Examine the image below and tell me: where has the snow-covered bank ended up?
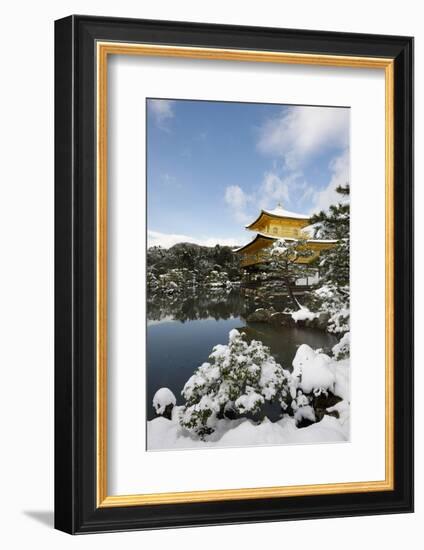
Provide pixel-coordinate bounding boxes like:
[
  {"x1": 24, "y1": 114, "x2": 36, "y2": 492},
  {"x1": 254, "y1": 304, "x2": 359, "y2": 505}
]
[
  {"x1": 291, "y1": 306, "x2": 317, "y2": 323},
  {"x1": 147, "y1": 410, "x2": 349, "y2": 451},
  {"x1": 148, "y1": 331, "x2": 350, "y2": 451}
]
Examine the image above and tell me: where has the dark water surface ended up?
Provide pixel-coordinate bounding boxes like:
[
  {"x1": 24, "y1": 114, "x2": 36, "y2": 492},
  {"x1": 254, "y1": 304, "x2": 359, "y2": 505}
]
[{"x1": 146, "y1": 290, "x2": 337, "y2": 420}]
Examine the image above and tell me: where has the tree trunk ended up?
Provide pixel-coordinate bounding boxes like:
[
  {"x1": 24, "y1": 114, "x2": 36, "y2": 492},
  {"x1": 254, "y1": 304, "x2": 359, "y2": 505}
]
[{"x1": 284, "y1": 277, "x2": 301, "y2": 309}]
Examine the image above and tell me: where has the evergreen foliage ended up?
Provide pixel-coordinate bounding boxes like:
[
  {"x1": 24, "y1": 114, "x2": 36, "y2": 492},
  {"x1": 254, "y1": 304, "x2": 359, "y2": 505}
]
[
  {"x1": 268, "y1": 238, "x2": 315, "y2": 308},
  {"x1": 147, "y1": 242, "x2": 240, "y2": 281},
  {"x1": 309, "y1": 184, "x2": 350, "y2": 332},
  {"x1": 179, "y1": 329, "x2": 292, "y2": 439},
  {"x1": 310, "y1": 184, "x2": 350, "y2": 289}
]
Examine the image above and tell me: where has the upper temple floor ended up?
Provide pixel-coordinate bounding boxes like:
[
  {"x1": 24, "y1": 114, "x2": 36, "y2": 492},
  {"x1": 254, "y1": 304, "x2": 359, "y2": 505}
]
[{"x1": 245, "y1": 204, "x2": 312, "y2": 239}]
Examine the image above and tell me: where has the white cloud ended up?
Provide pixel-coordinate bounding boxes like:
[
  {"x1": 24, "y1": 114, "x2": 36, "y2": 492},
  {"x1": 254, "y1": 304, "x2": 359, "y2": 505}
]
[
  {"x1": 148, "y1": 99, "x2": 175, "y2": 130},
  {"x1": 309, "y1": 149, "x2": 350, "y2": 214},
  {"x1": 257, "y1": 106, "x2": 350, "y2": 168},
  {"x1": 224, "y1": 185, "x2": 250, "y2": 223},
  {"x1": 224, "y1": 170, "x2": 305, "y2": 223},
  {"x1": 257, "y1": 171, "x2": 291, "y2": 209},
  {"x1": 148, "y1": 230, "x2": 240, "y2": 249},
  {"x1": 223, "y1": 148, "x2": 349, "y2": 224}
]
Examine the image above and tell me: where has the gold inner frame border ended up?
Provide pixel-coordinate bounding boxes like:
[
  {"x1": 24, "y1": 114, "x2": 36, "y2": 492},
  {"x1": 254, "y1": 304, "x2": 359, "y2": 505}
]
[{"x1": 96, "y1": 42, "x2": 394, "y2": 508}]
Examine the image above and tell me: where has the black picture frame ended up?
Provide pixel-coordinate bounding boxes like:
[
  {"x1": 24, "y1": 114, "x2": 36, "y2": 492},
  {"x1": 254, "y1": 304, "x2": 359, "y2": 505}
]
[{"x1": 55, "y1": 15, "x2": 414, "y2": 534}]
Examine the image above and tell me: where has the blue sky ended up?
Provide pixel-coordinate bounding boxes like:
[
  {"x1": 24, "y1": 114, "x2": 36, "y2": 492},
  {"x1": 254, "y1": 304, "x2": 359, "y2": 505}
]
[{"x1": 147, "y1": 98, "x2": 349, "y2": 248}]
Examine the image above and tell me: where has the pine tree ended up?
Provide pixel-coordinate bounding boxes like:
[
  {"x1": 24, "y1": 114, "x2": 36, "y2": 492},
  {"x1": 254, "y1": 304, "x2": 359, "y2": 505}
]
[
  {"x1": 179, "y1": 329, "x2": 292, "y2": 439},
  {"x1": 310, "y1": 184, "x2": 350, "y2": 289},
  {"x1": 268, "y1": 238, "x2": 316, "y2": 309},
  {"x1": 310, "y1": 184, "x2": 350, "y2": 333}
]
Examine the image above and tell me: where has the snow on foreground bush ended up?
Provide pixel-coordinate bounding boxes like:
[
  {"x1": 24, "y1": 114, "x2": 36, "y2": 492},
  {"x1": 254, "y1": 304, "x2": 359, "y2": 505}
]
[
  {"x1": 153, "y1": 387, "x2": 176, "y2": 417},
  {"x1": 313, "y1": 284, "x2": 349, "y2": 333},
  {"x1": 148, "y1": 330, "x2": 350, "y2": 449},
  {"x1": 292, "y1": 344, "x2": 349, "y2": 401},
  {"x1": 332, "y1": 331, "x2": 350, "y2": 360},
  {"x1": 291, "y1": 306, "x2": 317, "y2": 323},
  {"x1": 158, "y1": 330, "x2": 351, "y2": 444},
  {"x1": 179, "y1": 329, "x2": 293, "y2": 439}
]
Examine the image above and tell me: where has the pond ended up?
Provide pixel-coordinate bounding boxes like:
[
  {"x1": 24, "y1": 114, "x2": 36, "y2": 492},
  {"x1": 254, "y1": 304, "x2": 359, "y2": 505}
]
[{"x1": 146, "y1": 289, "x2": 338, "y2": 420}]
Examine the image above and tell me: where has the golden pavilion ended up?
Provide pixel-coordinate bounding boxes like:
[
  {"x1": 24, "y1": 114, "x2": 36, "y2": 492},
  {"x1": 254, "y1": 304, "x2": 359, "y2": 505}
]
[{"x1": 235, "y1": 203, "x2": 336, "y2": 269}]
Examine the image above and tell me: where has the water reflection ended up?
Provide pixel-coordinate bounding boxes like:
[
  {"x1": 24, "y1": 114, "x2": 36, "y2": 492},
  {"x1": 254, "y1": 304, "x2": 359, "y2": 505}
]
[{"x1": 147, "y1": 288, "x2": 248, "y2": 323}]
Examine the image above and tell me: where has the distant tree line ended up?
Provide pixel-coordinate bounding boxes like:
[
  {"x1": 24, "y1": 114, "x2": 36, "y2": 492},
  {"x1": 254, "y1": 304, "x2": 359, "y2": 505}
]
[{"x1": 147, "y1": 242, "x2": 241, "y2": 280}]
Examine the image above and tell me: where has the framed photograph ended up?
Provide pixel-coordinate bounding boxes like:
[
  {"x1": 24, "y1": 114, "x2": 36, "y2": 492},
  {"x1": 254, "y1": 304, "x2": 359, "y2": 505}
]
[{"x1": 54, "y1": 15, "x2": 414, "y2": 533}]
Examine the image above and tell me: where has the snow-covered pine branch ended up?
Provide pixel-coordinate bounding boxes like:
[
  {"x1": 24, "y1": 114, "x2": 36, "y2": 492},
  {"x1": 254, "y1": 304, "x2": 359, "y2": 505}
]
[
  {"x1": 179, "y1": 329, "x2": 293, "y2": 439},
  {"x1": 268, "y1": 238, "x2": 316, "y2": 309}
]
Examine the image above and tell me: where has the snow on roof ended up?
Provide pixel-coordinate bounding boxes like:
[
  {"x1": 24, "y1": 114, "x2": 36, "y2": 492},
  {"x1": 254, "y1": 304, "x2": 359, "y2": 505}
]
[
  {"x1": 301, "y1": 222, "x2": 321, "y2": 238},
  {"x1": 244, "y1": 204, "x2": 310, "y2": 228},
  {"x1": 262, "y1": 206, "x2": 310, "y2": 220},
  {"x1": 306, "y1": 238, "x2": 338, "y2": 244}
]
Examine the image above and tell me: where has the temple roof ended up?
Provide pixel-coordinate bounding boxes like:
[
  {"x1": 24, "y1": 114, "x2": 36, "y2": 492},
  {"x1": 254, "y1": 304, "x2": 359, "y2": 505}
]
[
  {"x1": 234, "y1": 233, "x2": 337, "y2": 253},
  {"x1": 233, "y1": 233, "x2": 275, "y2": 253},
  {"x1": 262, "y1": 205, "x2": 310, "y2": 220},
  {"x1": 245, "y1": 204, "x2": 310, "y2": 229}
]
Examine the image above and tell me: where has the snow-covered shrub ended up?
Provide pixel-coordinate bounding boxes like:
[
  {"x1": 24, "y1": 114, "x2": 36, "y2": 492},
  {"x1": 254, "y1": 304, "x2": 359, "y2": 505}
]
[
  {"x1": 179, "y1": 329, "x2": 292, "y2": 439},
  {"x1": 290, "y1": 389, "x2": 316, "y2": 426},
  {"x1": 203, "y1": 270, "x2": 229, "y2": 289},
  {"x1": 291, "y1": 389, "x2": 310, "y2": 409},
  {"x1": 332, "y1": 331, "x2": 350, "y2": 360},
  {"x1": 147, "y1": 270, "x2": 159, "y2": 290},
  {"x1": 329, "y1": 360, "x2": 350, "y2": 402},
  {"x1": 328, "y1": 310, "x2": 349, "y2": 334},
  {"x1": 291, "y1": 344, "x2": 350, "y2": 404},
  {"x1": 155, "y1": 268, "x2": 196, "y2": 294},
  {"x1": 292, "y1": 344, "x2": 336, "y2": 396},
  {"x1": 235, "y1": 389, "x2": 265, "y2": 415},
  {"x1": 291, "y1": 306, "x2": 317, "y2": 323},
  {"x1": 153, "y1": 387, "x2": 176, "y2": 420},
  {"x1": 294, "y1": 405, "x2": 316, "y2": 426},
  {"x1": 326, "y1": 399, "x2": 350, "y2": 427},
  {"x1": 313, "y1": 283, "x2": 349, "y2": 333}
]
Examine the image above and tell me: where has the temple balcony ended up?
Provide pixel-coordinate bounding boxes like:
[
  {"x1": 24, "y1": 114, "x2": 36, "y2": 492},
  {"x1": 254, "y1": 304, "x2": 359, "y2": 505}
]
[{"x1": 240, "y1": 250, "x2": 321, "y2": 268}]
